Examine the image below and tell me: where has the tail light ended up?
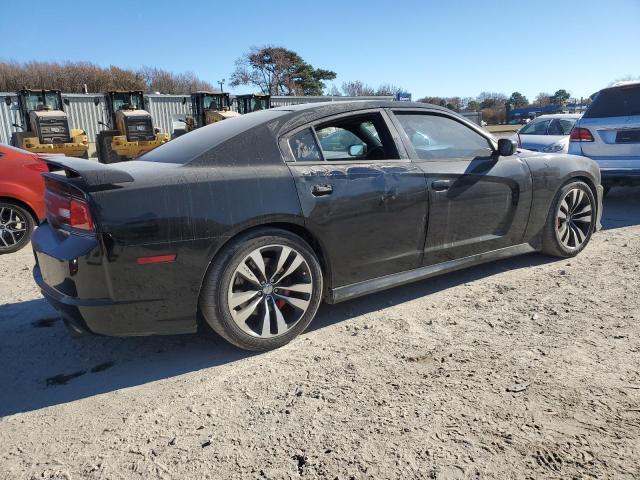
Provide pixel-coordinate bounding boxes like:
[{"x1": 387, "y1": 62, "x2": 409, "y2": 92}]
[
  {"x1": 569, "y1": 127, "x2": 594, "y2": 142},
  {"x1": 44, "y1": 178, "x2": 95, "y2": 231}
]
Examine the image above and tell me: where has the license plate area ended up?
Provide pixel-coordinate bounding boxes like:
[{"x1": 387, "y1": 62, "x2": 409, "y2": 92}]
[{"x1": 616, "y1": 129, "x2": 640, "y2": 143}]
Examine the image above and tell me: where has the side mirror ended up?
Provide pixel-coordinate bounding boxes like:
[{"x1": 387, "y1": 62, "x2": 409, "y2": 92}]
[
  {"x1": 4, "y1": 96, "x2": 11, "y2": 107},
  {"x1": 94, "y1": 97, "x2": 101, "y2": 106},
  {"x1": 63, "y1": 98, "x2": 70, "y2": 106},
  {"x1": 497, "y1": 138, "x2": 517, "y2": 156},
  {"x1": 348, "y1": 144, "x2": 366, "y2": 157}
]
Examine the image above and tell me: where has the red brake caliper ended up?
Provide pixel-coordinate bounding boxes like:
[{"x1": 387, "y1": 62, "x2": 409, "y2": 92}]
[{"x1": 276, "y1": 290, "x2": 289, "y2": 309}]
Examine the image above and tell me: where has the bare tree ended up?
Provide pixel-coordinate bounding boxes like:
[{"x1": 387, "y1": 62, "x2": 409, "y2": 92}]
[
  {"x1": 341, "y1": 80, "x2": 375, "y2": 96},
  {"x1": 0, "y1": 60, "x2": 213, "y2": 94},
  {"x1": 534, "y1": 92, "x2": 552, "y2": 107}
]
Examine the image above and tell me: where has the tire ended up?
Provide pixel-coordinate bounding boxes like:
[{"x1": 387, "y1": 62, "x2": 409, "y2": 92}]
[
  {"x1": 97, "y1": 133, "x2": 123, "y2": 164},
  {"x1": 541, "y1": 180, "x2": 596, "y2": 258},
  {"x1": 0, "y1": 201, "x2": 36, "y2": 254},
  {"x1": 199, "y1": 228, "x2": 323, "y2": 351}
]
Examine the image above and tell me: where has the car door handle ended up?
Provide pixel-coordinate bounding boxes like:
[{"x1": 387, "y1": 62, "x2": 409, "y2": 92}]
[
  {"x1": 312, "y1": 184, "x2": 333, "y2": 196},
  {"x1": 431, "y1": 180, "x2": 451, "y2": 192}
]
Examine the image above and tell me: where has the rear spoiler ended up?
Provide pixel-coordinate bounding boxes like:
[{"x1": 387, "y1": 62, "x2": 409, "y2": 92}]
[{"x1": 40, "y1": 156, "x2": 134, "y2": 188}]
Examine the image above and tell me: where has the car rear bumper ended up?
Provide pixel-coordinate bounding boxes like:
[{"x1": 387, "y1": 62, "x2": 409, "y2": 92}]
[{"x1": 31, "y1": 222, "x2": 198, "y2": 337}]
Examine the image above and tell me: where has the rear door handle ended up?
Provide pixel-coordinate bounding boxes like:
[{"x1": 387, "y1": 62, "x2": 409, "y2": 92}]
[
  {"x1": 312, "y1": 184, "x2": 333, "y2": 196},
  {"x1": 431, "y1": 180, "x2": 451, "y2": 191}
]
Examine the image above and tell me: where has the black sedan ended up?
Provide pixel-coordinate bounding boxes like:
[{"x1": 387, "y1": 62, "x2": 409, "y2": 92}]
[{"x1": 32, "y1": 101, "x2": 603, "y2": 351}]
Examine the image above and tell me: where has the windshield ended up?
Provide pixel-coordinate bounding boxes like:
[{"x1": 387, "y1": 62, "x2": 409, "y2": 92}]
[
  {"x1": 519, "y1": 119, "x2": 552, "y2": 135},
  {"x1": 584, "y1": 85, "x2": 640, "y2": 118},
  {"x1": 202, "y1": 95, "x2": 228, "y2": 110},
  {"x1": 111, "y1": 92, "x2": 144, "y2": 111},
  {"x1": 24, "y1": 91, "x2": 62, "y2": 112}
]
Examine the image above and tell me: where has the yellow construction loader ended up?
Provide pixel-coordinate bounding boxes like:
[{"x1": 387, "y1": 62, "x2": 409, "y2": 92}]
[
  {"x1": 5, "y1": 89, "x2": 89, "y2": 158},
  {"x1": 173, "y1": 92, "x2": 240, "y2": 138},
  {"x1": 95, "y1": 91, "x2": 169, "y2": 163}
]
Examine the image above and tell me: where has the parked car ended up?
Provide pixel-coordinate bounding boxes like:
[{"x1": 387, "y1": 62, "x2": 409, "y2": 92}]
[
  {"x1": 569, "y1": 81, "x2": 640, "y2": 188},
  {"x1": 32, "y1": 101, "x2": 603, "y2": 351},
  {"x1": 511, "y1": 114, "x2": 581, "y2": 153},
  {"x1": 0, "y1": 144, "x2": 48, "y2": 254}
]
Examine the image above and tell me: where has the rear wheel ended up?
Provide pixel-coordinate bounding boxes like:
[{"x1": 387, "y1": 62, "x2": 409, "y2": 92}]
[
  {"x1": 97, "y1": 133, "x2": 124, "y2": 164},
  {"x1": 0, "y1": 202, "x2": 35, "y2": 254},
  {"x1": 541, "y1": 180, "x2": 596, "y2": 257},
  {"x1": 199, "y1": 228, "x2": 323, "y2": 351}
]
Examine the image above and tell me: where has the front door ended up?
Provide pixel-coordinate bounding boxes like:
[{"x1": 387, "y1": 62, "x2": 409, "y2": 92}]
[
  {"x1": 282, "y1": 110, "x2": 428, "y2": 287},
  {"x1": 390, "y1": 110, "x2": 533, "y2": 266}
]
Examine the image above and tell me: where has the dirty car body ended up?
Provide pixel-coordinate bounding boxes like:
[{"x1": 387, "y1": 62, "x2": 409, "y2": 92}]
[{"x1": 31, "y1": 101, "x2": 603, "y2": 345}]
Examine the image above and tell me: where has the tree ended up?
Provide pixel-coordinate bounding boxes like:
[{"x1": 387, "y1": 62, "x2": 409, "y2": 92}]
[
  {"x1": 465, "y1": 100, "x2": 480, "y2": 112},
  {"x1": 534, "y1": 92, "x2": 552, "y2": 107},
  {"x1": 477, "y1": 91, "x2": 507, "y2": 109},
  {"x1": 327, "y1": 84, "x2": 342, "y2": 96},
  {"x1": 375, "y1": 84, "x2": 404, "y2": 96},
  {"x1": 551, "y1": 89, "x2": 571, "y2": 106},
  {"x1": 0, "y1": 60, "x2": 213, "y2": 93},
  {"x1": 508, "y1": 91, "x2": 529, "y2": 108},
  {"x1": 230, "y1": 46, "x2": 336, "y2": 96},
  {"x1": 341, "y1": 80, "x2": 375, "y2": 96}
]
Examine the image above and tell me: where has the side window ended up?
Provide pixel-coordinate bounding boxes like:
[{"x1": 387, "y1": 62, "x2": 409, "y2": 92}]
[
  {"x1": 547, "y1": 119, "x2": 563, "y2": 135},
  {"x1": 286, "y1": 113, "x2": 399, "y2": 162},
  {"x1": 394, "y1": 113, "x2": 492, "y2": 160},
  {"x1": 557, "y1": 119, "x2": 576, "y2": 135},
  {"x1": 315, "y1": 114, "x2": 397, "y2": 161},
  {"x1": 289, "y1": 128, "x2": 321, "y2": 162}
]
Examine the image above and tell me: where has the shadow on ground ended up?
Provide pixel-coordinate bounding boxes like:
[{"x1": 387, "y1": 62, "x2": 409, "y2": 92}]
[
  {"x1": 0, "y1": 187, "x2": 638, "y2": 416},
  {"x1": 601, "y1": 186, "x2": 640, "y2": 230}
]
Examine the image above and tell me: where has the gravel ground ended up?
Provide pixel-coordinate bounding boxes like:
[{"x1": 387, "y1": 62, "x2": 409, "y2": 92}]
[{"x1": 1, "y1": 188, "x2": 639, "y2": 480}]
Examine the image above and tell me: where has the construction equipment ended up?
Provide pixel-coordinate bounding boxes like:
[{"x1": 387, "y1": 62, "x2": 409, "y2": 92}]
[
  {"x1": 174, "y1": 92, "x2": 240, "y2": 138},
  {"x1": 235, "y1": 94, "x2": 271, "y2": 114},
  {"x1": 5, "y1": 89, "x2": 89, "y2": 158},
  {"x1": 95, "y1": 91, "x2": 169, "y2": 163}
]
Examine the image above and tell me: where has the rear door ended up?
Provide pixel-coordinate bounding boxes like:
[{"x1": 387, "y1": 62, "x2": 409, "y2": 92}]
[
  {"x1": 281, "y1": 109, "x2": 428, "y2": 287},
  {"x1": 576, "y1": 84, "x2": 640, "y2": 167},
  {"x1": 389, "y1": 109, "x2": 533, "y2": 266}
]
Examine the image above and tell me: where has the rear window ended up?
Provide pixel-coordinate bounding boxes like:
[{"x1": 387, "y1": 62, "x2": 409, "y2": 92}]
[
  {"x1": 584, "y1": 85, "x2": 640, "y2": 118},
  {"x1": 139, "y1": 109, "x2": 288, "y2": 164}
]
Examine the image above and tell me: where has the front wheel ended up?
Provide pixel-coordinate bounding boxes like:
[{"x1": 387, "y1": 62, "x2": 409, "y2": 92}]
[
  {"x1": 199, "y1": 229, "x2": 323, "y2": 351},
  {"x1": 541, "y1": 180, "x2": 596, "y2": 258},
  {"x1": 0, "y1": 202, "x2": 36, "y2": 254}
]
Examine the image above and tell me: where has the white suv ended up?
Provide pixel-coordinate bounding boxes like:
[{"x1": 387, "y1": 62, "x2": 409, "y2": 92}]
[{"x1": 569, "y1": 81, "x2": 640, "y2": 188}]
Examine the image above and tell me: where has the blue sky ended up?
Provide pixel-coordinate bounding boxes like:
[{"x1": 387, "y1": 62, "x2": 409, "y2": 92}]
[{"x1": 1, "y1": 0, "x2": 638, "y2": 101}]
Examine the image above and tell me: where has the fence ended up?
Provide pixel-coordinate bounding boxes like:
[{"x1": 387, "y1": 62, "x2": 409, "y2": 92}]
[{"x1": 0, "y1": 92, "x2": 482, "y2": 144}]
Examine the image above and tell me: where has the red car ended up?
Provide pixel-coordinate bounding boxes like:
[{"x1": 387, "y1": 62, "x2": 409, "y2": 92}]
[{"x1": 0, "y1": 144, "x2": 48, "y2": 254}]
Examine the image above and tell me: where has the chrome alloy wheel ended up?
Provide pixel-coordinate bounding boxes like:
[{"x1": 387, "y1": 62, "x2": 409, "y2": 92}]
[
  {"x1": 556, "y1": 188, "x2": 593, "y2": 250},
  {"x1": 227, "y1": 244, "x2": 313, "y2": 338},
  {"x1": 0, "y1": 206, "x2": 28, "y2": 249}
]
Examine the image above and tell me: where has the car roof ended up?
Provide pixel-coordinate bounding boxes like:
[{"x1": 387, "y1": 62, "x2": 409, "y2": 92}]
[
  {"x1": 531, "y1": 113, "x2": 581, "y2": 120},
  {"x1": 271, "y1": 100, "x2": 458, "y2": 133}
]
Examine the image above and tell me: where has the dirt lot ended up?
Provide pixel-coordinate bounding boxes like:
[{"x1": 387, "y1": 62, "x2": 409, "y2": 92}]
[{"x1": 1, "y1": 188, "x2": 639, "y2": 480}]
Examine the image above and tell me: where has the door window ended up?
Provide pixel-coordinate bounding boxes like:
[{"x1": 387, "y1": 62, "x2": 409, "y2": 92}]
[
  {"x1": 287, "y1": 113, "x2": 398, "y2": 162},
  {"x1": 289, "y1": 128, "x2": 322, "y2": 162},
  {"x1": 395, "y1": 113, "x2": 492, "y2": 160}
]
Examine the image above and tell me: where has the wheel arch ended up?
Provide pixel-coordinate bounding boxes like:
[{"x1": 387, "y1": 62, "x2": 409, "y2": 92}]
[
  {"x1": 0, "y1": 196, "x2": 39, "y2": 224},
  {"x1": 199, "y1": 221, "x2": 333, "y2": 300}
]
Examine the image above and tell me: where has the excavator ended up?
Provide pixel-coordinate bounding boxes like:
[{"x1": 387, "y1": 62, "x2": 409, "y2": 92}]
[
  {"x1": 5, "y1": 89, "x2": 89, "y2": 158},
  {"x1": 173, "y1": 92, "x2": 240, "y2": 138},
  {"x1": 235, "y1": 93, "x2": 271, "y2": 114},
  {"x1": 95, "y1": 91, "x2": 169, "y2": 163}
]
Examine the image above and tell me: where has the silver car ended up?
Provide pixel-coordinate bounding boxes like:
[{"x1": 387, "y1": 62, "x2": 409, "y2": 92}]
[
  {"x1": 569, "y1": 81, "x2": 640, "y2": 187},
  {"x1": 511, "y1": 114, "x2": 581, "y2": 153}
]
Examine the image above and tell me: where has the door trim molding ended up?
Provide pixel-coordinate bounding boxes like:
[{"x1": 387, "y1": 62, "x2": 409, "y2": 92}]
[{"x1": 327, "y1": 243, "x2": 537, "y2": 304}]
